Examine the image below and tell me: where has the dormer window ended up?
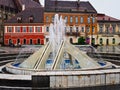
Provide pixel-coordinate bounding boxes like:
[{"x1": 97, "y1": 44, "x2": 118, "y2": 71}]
[
  {"x1": 17, "y1": 17, "x2": 22, "y2": 23},
  {"x1": 29, "y1": 16, "x2": 34, "y2": 23}
]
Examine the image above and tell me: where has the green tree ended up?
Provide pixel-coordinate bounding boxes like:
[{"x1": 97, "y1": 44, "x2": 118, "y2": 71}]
[{"x1": 78, "y1": 37, "x2": 85, "y2": 45}]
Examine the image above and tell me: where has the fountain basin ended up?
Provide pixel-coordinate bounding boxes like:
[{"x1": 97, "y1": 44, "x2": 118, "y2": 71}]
[{"x1": 5, "y1": 61, "x2": 115, "y2": 75}]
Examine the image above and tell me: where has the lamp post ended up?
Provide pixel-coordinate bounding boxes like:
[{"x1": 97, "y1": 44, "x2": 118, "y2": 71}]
[{"x1": 91, "y1": 14, "x2": 94, "y2": 46}]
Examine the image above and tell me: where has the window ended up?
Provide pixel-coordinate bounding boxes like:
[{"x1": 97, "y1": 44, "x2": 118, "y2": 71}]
[
  {"x1": 52, "y1": 16, "x2": 54, "y2": 22},
  {"x1": 30, "y1": 39, "x2": 33, "y2": 45},
  {"x1": 88, "y1": 16, "x2": 90, "y2": 24},
  {"x1": 9, "y1": 39, "x2": 12, "y2": 45},
  {"x1": 81, "y1": 27, "x2": 84, "y2": 32},
  {"x1": 46, "y1": 27, "x2": 49, "y2": 32},
  {"x1": 112, "y1": 26, "x2": 116, "y2": 33},
  {"x1": 86, "y1": 26, "x2": 90, "y2": 32},
  {"x1": 64, "y1": 16, "x2": 68, "y2": 23},
  {"x1": 23, "y1": 39, "x2": 26, "y2": 45},
  {"x1": 29, "y1": 16, "x2": 34, "y2": 23},
  {"x1": 17, "y1": 17, "x2": 22, "y2": 23},
  {"x1": 76, "y1": 27, "x2": 79, "y2": 32},
  {"x1": 92, "y1": 26, "x2": 95, "y2": 33},
  {"x1": 4, "y1": 14, "x2": 8, "y2": 20},
  {"x1": 46, "y1": 16, "x2": 49, "y2": 22},
  {"x1": 112, "y1": 38, "x2": 115, "y2": 44},
  {"x1": 92, "y1": 17, "x2": 95, "y2": 23},
  {"x1": 17, "y1": 39, "x2": 20, "y2": 44},
  {"x1": 23, "y1": 27, "x2": 27, "y2": 32},
  {"x1": 70, "y1": 27, "x2": 72, "y2": 33},
  {"x1": 80, "y1": 17, "x2": 84, "y2": 23},
  {"x1": 70, "y1": 16, "x2": 73, "y2": 23},
  {"x1": 7, "y1": 27, "x2": 12, "y2": 32},
  {"x1": 28, "y1": 27, "x2": 33, "y2": 32},
  {"x1": 15, "y1": 27, "x2": 20, "y2": 32},
  {"x1": 106, "y1": 26, "x2": 109, "y2": 33},
  {"x1": 36, "y1": 27, "x2": 42, "y2": 32},
  {"x1": 37, "y1": 39, "x2": 40, "y2": 44},
  {"x1": 100, "y1": 38, "x2": 103, "y2": 45},
  {"x1": 75, "y1": 17, "x2": 78, "y2": 24},
  {"x1": 99, "y1": 25, "x2": 103, "y2": 33}
]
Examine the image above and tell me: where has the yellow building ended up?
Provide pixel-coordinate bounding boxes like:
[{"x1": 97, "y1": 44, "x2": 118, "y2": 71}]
[{"x1": 97, "y1": 14, "x2": 120, "y2": 46}]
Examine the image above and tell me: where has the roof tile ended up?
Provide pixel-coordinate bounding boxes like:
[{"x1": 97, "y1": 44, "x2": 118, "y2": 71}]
[{"x1": 6, "y1": 7, "x2": 44, "y2": 23}]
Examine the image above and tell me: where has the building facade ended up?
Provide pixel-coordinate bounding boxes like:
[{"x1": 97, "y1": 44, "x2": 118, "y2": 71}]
[
  {"x1": 44, "y1": 0, "x2": 98, "y2": 45},
  {"x1": 97, "y1": 14, "x2": 120, "y2": 45},
  {"x1": 4, "y1": 8, "x2": 44, "y2": 46},
  {"x1": 3, "y1": 0, "x2": 120, "y2": 46},
  {"x1": 0, "y1": 0, "x2": 41, "y2": 45}
]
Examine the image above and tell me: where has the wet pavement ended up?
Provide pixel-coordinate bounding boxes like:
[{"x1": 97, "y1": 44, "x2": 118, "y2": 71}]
[
  {"x1": 0, "y1": 45, "x2": 120, "y2": 90},
  {"x1": 97, "y1": 46, "x2": 120, "y2": 53},
  {"x1": 0, "y1": 45, "x2": 120, "y2": 54},
  {"x1": 0, "y1": 46, "x2": 41, "y2": 54}
]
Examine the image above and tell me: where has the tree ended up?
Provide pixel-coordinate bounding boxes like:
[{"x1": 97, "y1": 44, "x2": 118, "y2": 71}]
[{"x1": 78, "y1": 37, "x2": 85, "y2": 45}]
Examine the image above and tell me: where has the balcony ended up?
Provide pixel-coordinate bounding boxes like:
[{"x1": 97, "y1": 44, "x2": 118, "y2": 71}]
[
  {"x1": 98, "y1": 32, "x2": 120, "y2": 35},
  {"x1": 116, "y1": 32, "x2": 120, "y2": 35},
  {"x1": 65, "y1": 32, "x2": 80, "y2": 37}
]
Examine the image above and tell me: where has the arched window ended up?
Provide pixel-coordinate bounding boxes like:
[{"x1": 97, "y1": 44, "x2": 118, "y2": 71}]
[
  {"x1": 112, "y1": 38, "x2": 115, "y2": 44},
  {"x1": 30, "y1": 39, "x2": 32, "y2": 45},
  {"x1": 100, "y1": 38, "x2": 103, "y2": 45},
  {"x1": 37, "y1": 39, "x2": 40, "y2": 44},
  {"x1": 17, "y1": 39, "x2": 20, "y2": 44},
  {"x1": 9, "y1": 39, "x2": 12, "y2": 45},
  {"x1": 70, "y1": 38, "x2": 73, "y2": 44},
  {"x1": 23, "y1": 39, "x2": 26, "y2": 45}
]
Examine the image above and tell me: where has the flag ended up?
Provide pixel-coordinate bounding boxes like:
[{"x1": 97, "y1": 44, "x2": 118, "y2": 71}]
[{"x1": 109, "y1": 26, "x2": 113, "y2": 33}]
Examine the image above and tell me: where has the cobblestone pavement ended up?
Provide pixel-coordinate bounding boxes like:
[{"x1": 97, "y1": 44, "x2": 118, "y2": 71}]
[
  {"x1": 0, "y1": 45, "x2": 120, "y2": 54},
  {"x1": 0, "y1": 46, "x2": 41, "y2": 54},
  {"x1": 97, "y1": 45, "x2": 120, "y2": 53}
]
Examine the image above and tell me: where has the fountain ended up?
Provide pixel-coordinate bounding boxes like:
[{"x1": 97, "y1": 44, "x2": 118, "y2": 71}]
[
  {"x1": 5, "y1": 14, "x2": 113, "y2": 75},
  {"x1": 0, "y1": 14, "x2": 120, "y2": 89}
]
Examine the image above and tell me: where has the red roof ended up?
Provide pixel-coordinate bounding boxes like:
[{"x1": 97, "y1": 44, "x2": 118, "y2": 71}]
[{"x1": 97, "y1": 14, "x2": 120, "y2": 22}]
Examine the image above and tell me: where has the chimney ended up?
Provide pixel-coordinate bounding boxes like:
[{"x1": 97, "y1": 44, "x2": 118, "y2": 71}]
[
  {"x1": 77, "y1": 0, "x2": 80, "y2": 8},
  {"x1": 22, "y1": 4, "x2": 25, "y2": 11},
  {"x1": 33, "y1": 0, "x2": 40, "y2": 4},
  {"x1": 78, "y1": 0, "x2": 80, "y2": 4}
]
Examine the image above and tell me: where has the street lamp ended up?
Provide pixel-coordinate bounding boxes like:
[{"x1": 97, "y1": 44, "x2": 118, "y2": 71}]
[{"x1": 91, "y1": 14, "x2": 94, "y2": 46}]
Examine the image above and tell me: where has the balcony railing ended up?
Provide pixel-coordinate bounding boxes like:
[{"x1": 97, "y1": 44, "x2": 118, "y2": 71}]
[
  {"x1": 98, "y1": 32, "x2": 120, "y2": 35},
  {"x1": 65, "y1": 32, "x2": 80, "y2": 37}
]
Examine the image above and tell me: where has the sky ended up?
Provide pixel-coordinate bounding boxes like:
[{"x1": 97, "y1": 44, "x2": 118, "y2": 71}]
[{"x1": 40, "y1": 0, "x2": 120, "y2": 19}]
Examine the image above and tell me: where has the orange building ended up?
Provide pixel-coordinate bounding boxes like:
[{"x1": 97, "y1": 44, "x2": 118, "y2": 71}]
[{"x1": 44, "y1": 0, "x2": 98, "y2": 45}]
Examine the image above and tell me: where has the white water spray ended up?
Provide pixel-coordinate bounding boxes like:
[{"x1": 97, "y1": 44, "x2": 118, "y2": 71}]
[{"x1": 49, "y1": 14, "x2": 66, "y2": 60}]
